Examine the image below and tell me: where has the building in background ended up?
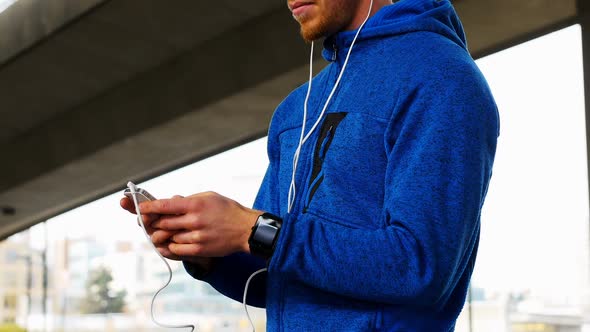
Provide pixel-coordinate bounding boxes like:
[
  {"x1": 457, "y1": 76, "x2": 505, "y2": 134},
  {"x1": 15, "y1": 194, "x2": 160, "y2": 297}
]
[
  {"x1": 0, "y1": 233, "x2": 46, "y2": 330},
  {"x1": 0, "y1": 231, "x2": 265, "y2": 332}
]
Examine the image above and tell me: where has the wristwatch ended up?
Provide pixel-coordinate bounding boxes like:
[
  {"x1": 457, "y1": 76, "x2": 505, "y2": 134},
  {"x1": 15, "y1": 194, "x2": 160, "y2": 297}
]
[{"x1": 248, "y1": 212, "x2": 282, "y2": 260}]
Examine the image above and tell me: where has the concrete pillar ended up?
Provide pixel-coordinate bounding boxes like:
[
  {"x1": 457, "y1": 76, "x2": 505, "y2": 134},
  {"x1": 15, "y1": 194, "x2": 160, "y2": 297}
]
[{"x1": 579, "y1": 0, "x2": 590, "y2": 308}]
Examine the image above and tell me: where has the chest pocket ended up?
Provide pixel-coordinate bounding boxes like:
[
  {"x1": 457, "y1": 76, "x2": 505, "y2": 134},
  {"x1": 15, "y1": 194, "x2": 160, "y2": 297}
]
[
  {"x1": 301, "y1": 111, "x2": 389, "y2": 229},
  {"x1": 303, "y1": 112, "x2": 347, "y2": 212}
]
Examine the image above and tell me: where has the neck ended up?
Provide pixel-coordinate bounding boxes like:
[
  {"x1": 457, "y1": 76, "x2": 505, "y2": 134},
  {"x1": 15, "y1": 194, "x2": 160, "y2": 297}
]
[{"x1": 344, "y1": 0, "x2": 393, "y2": 31}]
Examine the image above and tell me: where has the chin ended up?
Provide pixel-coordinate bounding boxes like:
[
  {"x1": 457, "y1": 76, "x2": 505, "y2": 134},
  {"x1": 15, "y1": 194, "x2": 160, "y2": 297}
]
[
  {"x1": 299, "y1": 22, "x2": 329, "y2": 42},
  {"x1": 300, "y1": 29, "x2": 319, "y2": 42}
]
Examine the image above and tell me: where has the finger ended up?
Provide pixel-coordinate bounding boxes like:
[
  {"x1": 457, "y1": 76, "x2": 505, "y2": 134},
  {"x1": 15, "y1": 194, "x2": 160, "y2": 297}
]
[
  {"x1": 156, "y1": 245, "x2": 182, "y2": 261},
  {"x1": 152, "y1": 213, "x2": 200, "y2": 231},
  {"x1": 120, "y1": 197, "x2": 137, "y2": 214},
  {"x1": 139, "y1": 198, "x2": 189, "y2": 215},
  {"x1": 140, "y1": 213, "x2": 159, "y2": 224},
  {"x1": 137, "y1": 213, "x2": 159, "y2": 231},
  {"x1": 151, "y1": 229, "x2": 176, "y2": 245},
  {"x1": 171, "y1": 231, "x2": 204, "y2": 244},
  {"x1": 168, "y1": 243, "x2": 205, "y2": 257}
]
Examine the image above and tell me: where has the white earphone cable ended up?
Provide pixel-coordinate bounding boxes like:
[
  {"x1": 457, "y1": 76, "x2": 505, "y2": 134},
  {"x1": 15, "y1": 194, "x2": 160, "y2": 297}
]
[
  {"x1": 243, "y1": 267, "x2": 268, "y2": 332},
  {"x1": 288, "y1": 41, "x2": 315, "y2": 213},
  {"x1": 247, "y1": 1, "x2": 375, "y2": 330},
  {"x1": 128, "y1": 183, "x2": 196, "y2": 332},
  {"x1": 288, "y1": 0, "x2": 374, "y2": 213}
]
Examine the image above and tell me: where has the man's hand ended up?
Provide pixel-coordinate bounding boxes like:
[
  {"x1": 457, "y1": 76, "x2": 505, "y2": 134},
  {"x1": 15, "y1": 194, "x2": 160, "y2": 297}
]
[
  {"x1": 120, "y1": 195, "x2": 213, "y2": 269},
  {"x1": 138, "y1": 192, "x2": 261, "y2": 258}
]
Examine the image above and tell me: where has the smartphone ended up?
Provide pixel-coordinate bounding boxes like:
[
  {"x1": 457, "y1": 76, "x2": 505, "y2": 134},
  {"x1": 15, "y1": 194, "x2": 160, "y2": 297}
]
[
  {"x1": 123, "y1": 187, "x2": 157, "y2": 203},
  {"x1": 124, "y1": 182, "x2": 157, "y2": 226}
]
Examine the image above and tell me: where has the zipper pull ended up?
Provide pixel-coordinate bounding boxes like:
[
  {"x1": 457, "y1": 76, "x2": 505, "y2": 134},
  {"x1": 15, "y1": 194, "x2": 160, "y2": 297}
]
[
  {"x1": 332, "y1": 44, "x2": 337, "y2": 61},
  {"x1": 319, "y1": 126, "x2": 334, "y2": 161}
]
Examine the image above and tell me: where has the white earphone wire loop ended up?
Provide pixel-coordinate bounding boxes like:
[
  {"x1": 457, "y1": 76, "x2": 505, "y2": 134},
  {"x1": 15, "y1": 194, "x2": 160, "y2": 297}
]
[
  {"x1": 288, "y1": 41, "x2": 315, "y2": 213},
  {"x1": 246, "y1": 1, "x2": 375, "y2": 330},
  {"x1": 301, "y1": 0, "x2": 374, "y2": 145},
  {"x1": 288, "y1": 0, "x2": 374, "y2": 213},
  {"x1": 243, "y1": 267, "x2": 268, "y2": 332},
  {"x1": 128, "y1": 183, "x2": 195, "y2": 332}
]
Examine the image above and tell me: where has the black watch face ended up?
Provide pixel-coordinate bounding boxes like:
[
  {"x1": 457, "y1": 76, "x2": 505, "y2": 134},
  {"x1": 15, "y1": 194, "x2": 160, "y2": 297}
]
[
  {"x1": 249, "y1": 215, "x2": 280, "y2": 259},
  {"x1": 260, "y1": 213, "x2": 281, "y2": 227}
]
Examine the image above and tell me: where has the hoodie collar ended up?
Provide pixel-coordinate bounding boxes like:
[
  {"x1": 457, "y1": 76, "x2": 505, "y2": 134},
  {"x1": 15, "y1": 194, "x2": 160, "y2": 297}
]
[{"x1": 322, "y1": 0, "x2": 466, "y2": 62}]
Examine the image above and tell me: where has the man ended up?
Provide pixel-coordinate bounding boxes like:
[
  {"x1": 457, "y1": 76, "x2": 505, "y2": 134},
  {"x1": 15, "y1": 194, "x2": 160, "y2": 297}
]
[{"x1": 121, "y1": 0, "x2": 499, "y2": 330}]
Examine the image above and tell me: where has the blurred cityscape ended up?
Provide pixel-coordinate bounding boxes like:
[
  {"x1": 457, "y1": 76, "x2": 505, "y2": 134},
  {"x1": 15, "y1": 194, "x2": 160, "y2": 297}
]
[
  {"x1": 0, "y1": 228, "x2": 266, "y2": 332},
  {"x1": 454, "y1": 216, "x2": 590, "y2": 332}
]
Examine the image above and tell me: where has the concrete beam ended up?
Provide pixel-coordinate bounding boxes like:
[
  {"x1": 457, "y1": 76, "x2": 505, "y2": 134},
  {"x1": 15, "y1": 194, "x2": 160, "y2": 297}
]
[
  {"x1": 0, "y1": 7, "x2": 308, "y2": 194},
  {"x1": 0, "y1": 0, "x2": 106, "y2": 66},
  {"x1": 0, "y1": 62, "x2": 316, "y2": 240},
  {"x1": 0, "y1": 6, "x2": 321, "y2": 240},
  {"x1": 579, "y1": 0, "x2": 590, "y2": 264},
  {"x1": 455, "y1": 0, "x2": 577, "y2": 59}
]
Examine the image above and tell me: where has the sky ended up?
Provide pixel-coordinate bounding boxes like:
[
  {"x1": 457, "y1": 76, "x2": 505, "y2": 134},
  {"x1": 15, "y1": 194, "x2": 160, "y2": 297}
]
[{"x1": 22, "y1": 24, "x2": 589, "y2": 304}]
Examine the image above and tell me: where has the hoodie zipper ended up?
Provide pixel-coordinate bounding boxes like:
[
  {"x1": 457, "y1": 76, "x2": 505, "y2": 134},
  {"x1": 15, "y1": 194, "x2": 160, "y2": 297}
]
[{"x1": 332, "y1": 43, "x2": 338, "y2": 61}]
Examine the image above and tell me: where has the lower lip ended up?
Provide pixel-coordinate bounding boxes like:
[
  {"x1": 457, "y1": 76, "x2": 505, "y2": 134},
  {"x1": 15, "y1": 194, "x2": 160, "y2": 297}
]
[{"x1": 292, "y1": 4, "x2": 312, "y2": 17}]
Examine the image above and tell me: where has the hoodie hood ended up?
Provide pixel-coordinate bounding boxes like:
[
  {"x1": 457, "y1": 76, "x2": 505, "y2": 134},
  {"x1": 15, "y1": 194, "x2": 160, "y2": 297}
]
[{"x1": 322, "y1": 0, "x2": 467, "y2": 61}]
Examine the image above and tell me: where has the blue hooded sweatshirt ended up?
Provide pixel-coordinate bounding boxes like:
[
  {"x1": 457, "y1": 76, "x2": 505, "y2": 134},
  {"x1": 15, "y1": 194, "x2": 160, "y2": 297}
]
[{"x1": 184, "y1": 0, "x2": 499, "y2": 330}]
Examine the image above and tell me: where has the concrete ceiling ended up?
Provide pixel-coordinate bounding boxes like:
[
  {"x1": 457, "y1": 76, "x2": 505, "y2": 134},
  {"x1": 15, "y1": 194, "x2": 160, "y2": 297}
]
[{"x1": 0, "y1": 0, "x2": 582, "y2": 240}]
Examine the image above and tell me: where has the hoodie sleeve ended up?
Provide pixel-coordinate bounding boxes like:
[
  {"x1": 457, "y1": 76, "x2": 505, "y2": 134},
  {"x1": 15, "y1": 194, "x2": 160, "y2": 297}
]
[
  {"x1": 268, "y1": 64, "x2": 499, "y2": 307},
  {"x1": 182, "y1": 143, "x2": 281, "y2": 308}
]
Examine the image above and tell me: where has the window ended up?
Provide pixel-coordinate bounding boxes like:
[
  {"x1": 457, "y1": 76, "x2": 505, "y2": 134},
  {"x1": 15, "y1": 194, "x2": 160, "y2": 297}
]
[
  {"x1": 3, "y1": 295, "x2": 16, "y2": 310},
  {"x1": 4, "y1": 249, "x2": 18, "y2": 263}
]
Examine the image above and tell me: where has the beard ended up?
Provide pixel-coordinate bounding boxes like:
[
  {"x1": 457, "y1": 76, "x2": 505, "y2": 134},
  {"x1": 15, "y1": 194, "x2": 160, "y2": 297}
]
[{"x1": 295, "y1": 0, "x2": 359, "y2": 42}]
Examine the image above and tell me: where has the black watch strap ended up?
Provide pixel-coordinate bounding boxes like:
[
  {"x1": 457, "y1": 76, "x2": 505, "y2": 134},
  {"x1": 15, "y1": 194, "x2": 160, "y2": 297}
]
[{"x1": 248, "y1": 212, "x2": 282, "y2": 260}]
